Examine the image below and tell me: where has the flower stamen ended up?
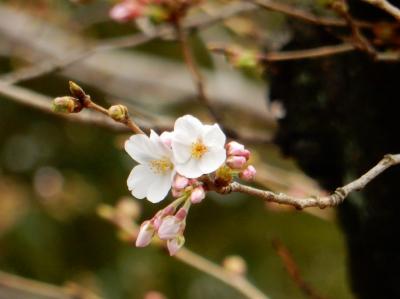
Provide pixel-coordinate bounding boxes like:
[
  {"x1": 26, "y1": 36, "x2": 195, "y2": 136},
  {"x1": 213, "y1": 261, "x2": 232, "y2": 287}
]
[
  {"x1": 150, "y1": 158, "x2": 173, "y2": 174},
  {"x1": 191, "y1": 140, "x2": 208, "y2": 159}
]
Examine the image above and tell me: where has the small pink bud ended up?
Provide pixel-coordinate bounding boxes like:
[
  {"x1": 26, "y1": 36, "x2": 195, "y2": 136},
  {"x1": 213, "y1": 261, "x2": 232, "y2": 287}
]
[
  {"x1": 167, "y1": 236, "x2": 185, "y2": 256},
  {"x1": 175, "y1": 208, "x2": 188, "y2": 221},
  {"x1": 135, "y1": 221, "x2": 154, "y2": 247},
  {"x1": 172, "y1": 174, "x2": 189, "y2": 190},
  {"x1": 109, "y1": 0, "x2": 143, "y2": 23},
  {"x1": 226, "y1": 141, "x2": 250, "y2": 159},
  {"x1": 226, "y1": 156, "x2": 247, "y2": 169},
  {"x1": 226, "y1": 141, "x2": 244, "y2": 155},
  {"x1": 157, "y1": 216, "x2": 182, "y2": 240},
  {"x1": 160, "y1": 131, "x2": 173, "y2": 148},
  {"x1": 171, "y1": 188, "x2": 183, "y2": 198},
  {"x1": 190, "y1": 186, "x2": 205, "y2": 204},
  {"x1": 240, "y1": 165, "x2": 256, "y2": 181}
]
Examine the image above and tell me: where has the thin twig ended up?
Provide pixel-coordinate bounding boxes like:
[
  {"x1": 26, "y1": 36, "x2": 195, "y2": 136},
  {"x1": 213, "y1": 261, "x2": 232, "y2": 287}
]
[
  {"x1": 221, "y1": 154, "x2": 400, "y2": 209},
  {"x1": 101, "y1": 206, "x2": 270, "y2": 299},
  {"x1": 248, "y1": 0, "x2": 372, "y2": 27},
  {"x1": 272, "y1": 239, "x2": 329, "y2": 299},
  {"x1": 360, "y1": 0, "x2": 400, "y2": 21},
  {"x1": 332, "y1": 0, "x2": 377, "y2": 57},
  {"x1": 2, "y1": 2, "x2": 255, "y2": 85},
  {"x1": 209, "y1": 43, "x2": 356, "y2": 62},
  {"x1": 174, "y1": 21, "x2": 223, "y2": 124},
  {"x1": 0, "y1": 270, "x2": 101, "y2": 299}
]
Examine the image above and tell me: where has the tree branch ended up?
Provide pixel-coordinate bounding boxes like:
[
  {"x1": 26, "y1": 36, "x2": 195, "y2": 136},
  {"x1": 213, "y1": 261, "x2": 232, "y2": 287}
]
[
  {"x1": 248, "y1": 0, "x2": 372, "y2": 27},
  {"x1": 2, "y1": 2, "x2": 255, "y2": 85},
  {"x1": 222, "y1": 154, "x2": 400, "y2": 209},
  {"x1": 209, "y1": 43, "x2": 356, "y2": 62},
  {"x1": 360, "y1": 0, "x2": 400, "y2": 21},
  {"x1": 272, "y1": 240, "x2": 329, "y2": 299},
  {"x1": 99, "y1": 203, "x2": 270, "y2": 299}
]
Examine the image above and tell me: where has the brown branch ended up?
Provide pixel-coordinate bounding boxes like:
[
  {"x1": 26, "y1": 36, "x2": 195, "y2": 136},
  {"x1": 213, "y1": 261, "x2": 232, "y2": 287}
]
[
  {"x1": 361, "y1": 0, "x2": 400, "y2": 21},
  {"x1": 2, "y1": 2, "x2": 255, "y2": 85},
  {"x1": 221, "y1": 154, "x2": 400, "y2": 209},
  {"x1": 100, "y1": 204, "x2": 270, "y2": 299},
  {"x1": 272, "y1": 240, "x2": 329, "y2": 299},
  {"x1": 248, "y1": 0, "x2": 372, "y2": 28},
  {"x1": 174, "y1": 21, "x2": 223, "y2": 125},
  {"x1": 0, "y1": 270, "x2": 101, "y2": 299},
  {"x1": 209, "y1": 43, "x2": 356, "y2": 62},
  {"x1": 332, "y1": 0, "x2": 377, "y2": 57}
]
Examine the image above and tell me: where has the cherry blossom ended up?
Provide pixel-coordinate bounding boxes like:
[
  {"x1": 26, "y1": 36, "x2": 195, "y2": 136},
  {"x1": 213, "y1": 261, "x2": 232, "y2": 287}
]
[
  {"x1": 172, "y1": 115, "x2": 226, "y2": 178},
  {"x1": 125, "y1": 130, "x2": 175, "y2": 203}
]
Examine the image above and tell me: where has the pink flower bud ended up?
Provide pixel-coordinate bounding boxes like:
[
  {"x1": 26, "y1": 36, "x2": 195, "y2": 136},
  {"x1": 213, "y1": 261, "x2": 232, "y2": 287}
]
[
  {"x1": 167, "y1": 236, "x2": 185, "y2": 256},
  {"x1": 175, "y1": 208, "x2": 188, "y2": 221},
  {"x1": 172, "y1": 174, "x2": 189, "y2": 190},
  {"x1": 160, "y1": 131, "x2": 173, "y2": 148},
  {"x1": 226, "y1": 156, "x2": 247, "y2": 169},
  {"x1": 109, "y1": 0, "x2": 143, "y2": 23},
  {"x1": 190, "y1": 186, "x2": 205, "y2": 204},
  {"x1": 226, "y1": 141, "x2": 244, "y2": 155},
  {"x1": 157, "y1": 216, "x2": 182, "y2": 240},
  {"x1": 135, "y1": 221, "x2": 154, "y2": 247},
  {"x1": 171, "y1": 188, "x2": 183, "y2": 198},
  {"x1": 240, "y1": 165, "x2": 256, "y2": 181},
  {"x1": 226, "y1": 141, "x2": 250, "y2": 159}
]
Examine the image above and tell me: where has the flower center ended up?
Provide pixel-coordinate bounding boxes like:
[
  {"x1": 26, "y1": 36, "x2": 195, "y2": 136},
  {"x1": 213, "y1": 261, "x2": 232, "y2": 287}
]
[
  {"x1": 149, "y1": 158, "x2": 173, "y2": 174},
  {"x1": 191, "y1": 140, "x2": 208, "y2": 159}
]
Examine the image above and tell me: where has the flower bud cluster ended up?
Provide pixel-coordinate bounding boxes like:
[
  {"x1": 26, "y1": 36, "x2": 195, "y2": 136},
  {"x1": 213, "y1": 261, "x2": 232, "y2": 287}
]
[
  {"x1": 225, "y1": 141, "x2": 256, "y2": 181},
  {"x1": 135, "y1": 198, "x2": 190, "y2": 255},
  {"x1": 172, "y1": 175, "x2": 206, "y2": 204}
]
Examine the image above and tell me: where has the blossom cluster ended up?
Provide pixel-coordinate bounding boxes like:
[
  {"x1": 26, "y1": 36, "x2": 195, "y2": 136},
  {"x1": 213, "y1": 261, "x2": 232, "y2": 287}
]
[{"x1": 125, "y1": 115, "x2": 255, "y2": 255}]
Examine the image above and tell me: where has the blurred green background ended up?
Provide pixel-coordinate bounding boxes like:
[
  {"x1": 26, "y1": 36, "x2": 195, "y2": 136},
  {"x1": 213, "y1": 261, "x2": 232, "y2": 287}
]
[{"x1": 0, "y1": 0, "x2": 353, "y2": 298}]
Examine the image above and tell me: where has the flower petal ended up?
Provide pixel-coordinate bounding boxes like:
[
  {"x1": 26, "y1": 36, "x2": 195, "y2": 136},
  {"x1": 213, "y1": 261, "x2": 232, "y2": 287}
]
[
  {"x1": 146, "y1": 172, "x2": 173, "y2": 203},
  {"x1": 172, "y1": 139, "x2": 192, "y2": 164},
  {"x1": 173, "y1": 115, "x2": 203, "y2": 141},
  {"x1": 127, "y1": 164, "x2": 154, "y2": 199},
  {"x1": 149, "y1": 130, "x2": 172, "y2": 157},
  {"x1": 125, "y1": 134, "x2": 157, "y2": 164},
  {"x1": 202, "y1": 124, "x2": 226, "y2": 148},
  {"x1": 175, "y1": 158, "x2": 203, "y2": 178},
  {"x1": 199, "y1": 147, "x2": 226, "y2": 174}
]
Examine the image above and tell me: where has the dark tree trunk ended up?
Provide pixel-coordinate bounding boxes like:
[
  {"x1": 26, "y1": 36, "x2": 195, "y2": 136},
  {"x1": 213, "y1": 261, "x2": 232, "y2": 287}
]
[{"x1": 268, "y1": 3, "x2": 400, "y2": 298}]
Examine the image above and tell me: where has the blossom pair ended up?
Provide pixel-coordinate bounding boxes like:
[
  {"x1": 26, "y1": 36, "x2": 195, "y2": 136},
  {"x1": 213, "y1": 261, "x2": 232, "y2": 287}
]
[{"x1": 125, "y1": 115, "x2": 226, "y2": 203}]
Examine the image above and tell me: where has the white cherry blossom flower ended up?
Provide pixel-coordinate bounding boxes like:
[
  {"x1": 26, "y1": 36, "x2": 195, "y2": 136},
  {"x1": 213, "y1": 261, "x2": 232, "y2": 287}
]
[
  {"x1": 125, "y1": 130, "x2": 175, "y2": 203},
  {"x1": 171, "y1": 115, "x2": 226, "y2": 178}
]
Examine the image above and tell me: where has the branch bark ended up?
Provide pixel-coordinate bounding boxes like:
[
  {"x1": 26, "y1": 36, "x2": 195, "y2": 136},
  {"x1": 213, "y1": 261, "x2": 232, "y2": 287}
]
[{"x1": 223, "y1": 154, "x2": 400, "y2": 209}]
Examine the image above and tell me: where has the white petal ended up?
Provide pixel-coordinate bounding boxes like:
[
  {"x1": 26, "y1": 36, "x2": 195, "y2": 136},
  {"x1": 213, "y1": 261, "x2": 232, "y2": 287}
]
[
  {"x1": 202, "y1": 124, "x2": 226, "y2": 148},
  {"x1": 199, "y1": 147, "x2": 226, "y2": 174},
  {"x1": 146, "y1": 172, "x2": 173, "y2": 203},
  {"x1": 172, "y1": 139, "x2": 192, "y2": 164},
  {"x1": 174, "y1": 115, "x2": 203, "y2": 140},
  {"x1": 149, "y1": 130, "x2": 171, "y2": 157},
  {"x1": 127, "y1": 165, "x2": 154, "y2": 199},
  {"x1": 175, "y1": 159, "x2": 203, "y2": 178},
  {"x1": 125, "y1": 134, "x2": 157, "y2": 164}
]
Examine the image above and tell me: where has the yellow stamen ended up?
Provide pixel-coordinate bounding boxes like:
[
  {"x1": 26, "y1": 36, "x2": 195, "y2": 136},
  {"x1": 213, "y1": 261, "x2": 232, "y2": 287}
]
[
  {"x1": 191, "y1": 140, "x2": 208, "y2": 159},
  {"x1": 149, "y1": 158, "x2": 173, "y2": 174}
]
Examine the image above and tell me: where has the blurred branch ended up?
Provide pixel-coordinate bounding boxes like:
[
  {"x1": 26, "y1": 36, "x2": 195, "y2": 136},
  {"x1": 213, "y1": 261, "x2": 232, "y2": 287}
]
[
  {"x1": 360, "y1": 0, "x2": 400, "y2": 21},
  {"x1": 272, "y1": 240, "x2": 329, "y2": 299},
  {"x1": 248, "y1": 0, "x2": 372, "y2": 27},
  {"x1": 0, "y1": 270, "x2": 101, "y2": 299},
  {"x1": 174, "y1": 21, "x2": 227, "y2": 132},
  {"x1": 1, "y1": 2, "x2": 255, "y2": 85},
  {"x1": 209, "y1": 43, "x2": 356, "y2": 61},
  {"x1": 99, "y1": 204, "x2": 270, "y2": 299},
  {"x1": 221, "y1": 154, "x2": 400, "y2": 209}
]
